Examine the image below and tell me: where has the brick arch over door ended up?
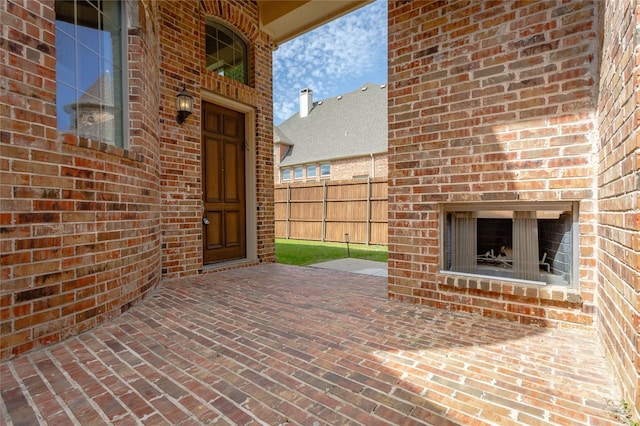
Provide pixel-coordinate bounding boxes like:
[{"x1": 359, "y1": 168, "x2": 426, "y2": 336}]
[{"x1": 200, "y1": 0, "x2": 261, "y2": 42}]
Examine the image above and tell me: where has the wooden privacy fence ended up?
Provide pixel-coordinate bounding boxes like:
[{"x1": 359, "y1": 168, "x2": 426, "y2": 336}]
[{"x1": 275, "y1": 178, "x2": 388, "y2": 245}]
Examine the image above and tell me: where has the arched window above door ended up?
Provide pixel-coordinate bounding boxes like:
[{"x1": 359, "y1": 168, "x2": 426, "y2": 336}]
[{"x1": 205, "y1": 20, "x2": 248, "y2": 85}]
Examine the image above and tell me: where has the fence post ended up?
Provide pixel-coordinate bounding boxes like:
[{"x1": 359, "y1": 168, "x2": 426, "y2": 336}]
[
  {"x1": 366, "y1": 176, "x2": 371, "y2": 245},
  {"x1": 321, "y1": 180, "x2": 327, "y2": 242},
  {"x1": 286, "y1": 184, "x2": 290, "y2": 239}
]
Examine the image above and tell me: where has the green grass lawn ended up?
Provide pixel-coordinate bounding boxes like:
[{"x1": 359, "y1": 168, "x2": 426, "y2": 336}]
[{"x1": 275, "y1": 239, "x2": 388, "y2": 266}]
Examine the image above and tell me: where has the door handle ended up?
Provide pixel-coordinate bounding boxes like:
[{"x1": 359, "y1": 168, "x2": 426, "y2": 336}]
[{"x1": 202, "y1": 218, "x2": 210, "y2": 225}]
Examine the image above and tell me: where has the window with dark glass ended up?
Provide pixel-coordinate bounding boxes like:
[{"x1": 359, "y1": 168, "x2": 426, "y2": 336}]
[
  {"x1": 205, "y1": 20, "x2": 248, "y2": 84},
  {"x1": 55, "y1": 0, "x2": 125, "y2": 147},
  {"x1": 442, "y1": 203, "x2": 577, "y2": 287}
]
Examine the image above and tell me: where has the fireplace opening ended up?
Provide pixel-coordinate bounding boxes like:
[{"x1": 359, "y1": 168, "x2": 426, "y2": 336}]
[{"x1": 443, "y1": 205, "x2": 575, "y2": 287}]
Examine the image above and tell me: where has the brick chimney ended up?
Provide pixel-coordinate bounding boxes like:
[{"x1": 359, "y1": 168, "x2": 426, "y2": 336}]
[{"x1": 299, "y1": 88, "x2": 312, "y2": 118}]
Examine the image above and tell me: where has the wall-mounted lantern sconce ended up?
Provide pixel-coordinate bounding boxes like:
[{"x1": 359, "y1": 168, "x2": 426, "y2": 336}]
[{"x1": 176, "y1": 84, "x2": 193, "y2": 124}]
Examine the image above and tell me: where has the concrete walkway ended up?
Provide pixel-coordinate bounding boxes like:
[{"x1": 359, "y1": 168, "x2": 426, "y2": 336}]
[
  {"x1": 310, "y1": 258, "x2": 388, "y2": 277},
  {"x1": 0, "y1": 264, "x2": 625, "y2": 425}
]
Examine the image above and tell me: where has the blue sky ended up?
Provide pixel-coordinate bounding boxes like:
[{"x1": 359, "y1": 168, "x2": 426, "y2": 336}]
[{"x1": 272, "y1": 0, "x2": 388, "y2": 125}]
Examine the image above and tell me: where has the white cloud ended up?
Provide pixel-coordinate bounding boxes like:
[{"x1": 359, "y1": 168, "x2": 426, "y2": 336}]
[{"x1": 273, "y1": 0, "x2": 387, "y2": 124}]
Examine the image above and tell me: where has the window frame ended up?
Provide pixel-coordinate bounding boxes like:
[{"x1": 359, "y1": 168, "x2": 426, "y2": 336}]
[
  {"x1": 320, "y1": 163, "x2": 330, "y2": 177},
  {"x1": 440, "y1": 202, "x2": 579, "y2": 288},
  {"x1": 282, "y1": 168, "x2": 291, "y2": 181},
  {"x1": 306, "y1": 164, "x2": 317, "y2": 179},
  {"x1": 54, "y1": 0, "x2": 128, "y2": 148},
  {"x1": 205, "y1": 19, "x2": 249, "y2": 85}
]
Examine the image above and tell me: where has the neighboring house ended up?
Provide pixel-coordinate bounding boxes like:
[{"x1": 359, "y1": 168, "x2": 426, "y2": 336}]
[
  {"x1": 64, "y1": 73, "x2": 118, "y2": 144},
  {"x1": 274, "y1": 83, "x2": 388, "y2": 184}
]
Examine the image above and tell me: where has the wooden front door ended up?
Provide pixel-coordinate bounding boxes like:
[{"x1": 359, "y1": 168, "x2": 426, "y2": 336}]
[{"x1": 202, "y1": 102, "x2": 246, "y2": 264}]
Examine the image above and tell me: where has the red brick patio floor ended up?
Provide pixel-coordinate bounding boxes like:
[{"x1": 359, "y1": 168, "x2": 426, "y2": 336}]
[{"x1": 0, "y1": 264, "x2": 626, "y2": 425}]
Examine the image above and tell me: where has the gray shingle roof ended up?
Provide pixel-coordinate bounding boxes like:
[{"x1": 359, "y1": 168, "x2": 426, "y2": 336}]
[
  {"x1": 276, "y1": 82, "x2": 388, "y2": 166},
  {"x1": 64, "y1": 73, "x2": 115, "y2": 113}
]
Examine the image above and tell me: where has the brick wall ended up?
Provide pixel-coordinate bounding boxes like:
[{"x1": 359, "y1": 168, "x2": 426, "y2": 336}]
[
  {"x1": 0, "y1": 0, "x2": 162, "y2": 360},
  {"x1": 329, "y1": 154, "x2": 389, "y2": 181},
  {"x1": 157, "y1": 1, "x2": 203, "y2": 277},
  {"x1": 596, "y1": 0, "x2": 639, "y2": 417},
  {"x1": 387, "y1": 1, "x2": 600, "y2": 327}
]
